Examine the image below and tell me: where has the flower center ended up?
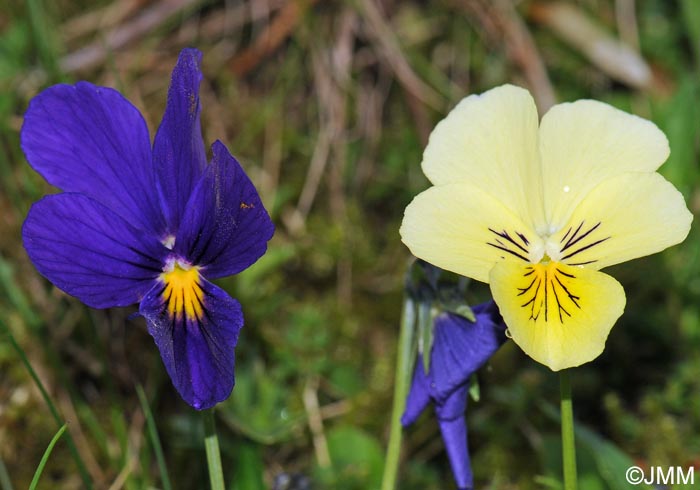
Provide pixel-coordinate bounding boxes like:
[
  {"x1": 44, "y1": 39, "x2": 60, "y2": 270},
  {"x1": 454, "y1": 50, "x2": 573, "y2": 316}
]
[
  {"x1": 488, "y1": 219, "x2": 611, "y2": 267},
  {"x1": 160, "y1": 259, "x2": 203, "y2": 321}
]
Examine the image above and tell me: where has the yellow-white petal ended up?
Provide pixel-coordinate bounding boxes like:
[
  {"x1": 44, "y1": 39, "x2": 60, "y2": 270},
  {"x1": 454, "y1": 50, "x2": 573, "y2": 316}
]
[
  {"x1": 421, "y1": 84, "x2": 545, "y2": 228},
  {"x1": 539, "y1": 100, "x2": 670, "y2": 230},
  {"x1": 400, "y1": 183, "x2": 542, "y2": 283},
  {"x1": 548, "y1": 172, "x2": 692, "y2": 270},
  {"x1": 490, "y1": 260, "x2": 625, "y2": 371}
]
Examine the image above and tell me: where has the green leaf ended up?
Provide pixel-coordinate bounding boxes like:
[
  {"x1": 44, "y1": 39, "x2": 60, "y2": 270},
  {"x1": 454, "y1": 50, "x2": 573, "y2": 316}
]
[
  {"x1": 324, "y1": 425, "x2": 385, "y2": 489},
  {"x1": 230, "y1": 443, "x2": 265, "y2": 490},
  {"x1": 655, "y1": 77, "x2": 700, "y2": 198},
  {"x1": 681, "y1": 0, "x2": 700, "y2": 67}
]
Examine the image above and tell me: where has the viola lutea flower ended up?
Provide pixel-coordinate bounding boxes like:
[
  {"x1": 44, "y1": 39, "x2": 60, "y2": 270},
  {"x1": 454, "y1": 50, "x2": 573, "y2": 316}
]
[
  {"x1": 21, "y1": 49, "x2": 274, "y2": 409},
  {"x1": 402, "y1": 302, "x2": 507, "y2": 490},
  {"x1": 401, "y1": 85, "x2": 692, "y2": 371}
]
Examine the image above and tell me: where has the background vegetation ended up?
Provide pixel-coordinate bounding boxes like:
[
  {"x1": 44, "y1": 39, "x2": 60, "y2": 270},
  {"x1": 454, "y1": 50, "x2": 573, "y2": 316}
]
[{"x1": 1, "y1": 0, "x2": 699, "y2": 488}]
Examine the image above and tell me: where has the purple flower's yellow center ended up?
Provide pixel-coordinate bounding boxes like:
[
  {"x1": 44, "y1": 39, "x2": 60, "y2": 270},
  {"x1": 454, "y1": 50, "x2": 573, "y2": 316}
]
[{"x1": 160, "y1": 261, "x2": 203, "y2": 321}]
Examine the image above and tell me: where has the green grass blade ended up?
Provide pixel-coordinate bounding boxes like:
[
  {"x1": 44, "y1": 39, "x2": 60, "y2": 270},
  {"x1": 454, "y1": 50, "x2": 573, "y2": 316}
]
[
  {"x1": 136, "y1": 384, "x2": 173, "y2": 490},
  {"x1": 0, "y1": 318, "x2": 93, "y2": 489},
  {"x1": 28, "y1": 424, "x2": 67, "y2": 490}
]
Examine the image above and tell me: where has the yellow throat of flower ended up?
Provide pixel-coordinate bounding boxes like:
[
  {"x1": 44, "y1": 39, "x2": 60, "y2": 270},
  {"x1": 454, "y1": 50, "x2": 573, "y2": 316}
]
[{"x1": 160, "y1": 261, "x2": 203, "y2": 321}]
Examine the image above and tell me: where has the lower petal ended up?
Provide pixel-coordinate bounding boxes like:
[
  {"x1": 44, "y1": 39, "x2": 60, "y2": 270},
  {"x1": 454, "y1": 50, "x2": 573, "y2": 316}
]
[
  {"x1": 489, "y1": 261, "x2": 625, "y2": 371},
  {"x1": 436, "y1": 387, "x2": 473, "y2": 490},
  {"x1": 139, "y1": 275, "x2": 243, "y2": 410}
]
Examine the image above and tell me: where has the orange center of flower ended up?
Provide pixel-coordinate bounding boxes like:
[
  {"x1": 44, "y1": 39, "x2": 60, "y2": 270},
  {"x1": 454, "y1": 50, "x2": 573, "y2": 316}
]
[{"x1": 160, "y1": 261, "x2": 203, "y2": 321}]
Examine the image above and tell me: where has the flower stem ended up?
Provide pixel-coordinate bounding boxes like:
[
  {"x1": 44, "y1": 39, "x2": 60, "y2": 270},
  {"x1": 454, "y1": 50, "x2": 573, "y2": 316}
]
[
  {"x1": 381, "y1": 298, "x2": 417, "y2": 490},
  {"x1": 560, "y1": 370, "x2": 578, "y2": 490},
  {"x1": 203, "y1": 409, "x2": 225, "y2": 490}
]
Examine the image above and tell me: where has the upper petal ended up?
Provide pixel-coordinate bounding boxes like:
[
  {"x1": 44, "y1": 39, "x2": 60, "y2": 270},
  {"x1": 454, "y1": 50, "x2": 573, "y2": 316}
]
[
  {"x1": 489, "y1": 261, "x2": 625, "y2": 371},
  {"x1": 21, "y1": 82, "x2": 165, "y2": 234},
  {"x1": 429, "y1": 307, "x2": 506, "y2": 404},
  {"x1": 23, "y1": 193, "x2": 167, "y2": 308},
  {"x1": 421, "y1": 84, "x2": 545, "y2": 228},
  {"x1": 153, "y1": 48, "x2": 208, "y2": 234},
  {"x1": 174, "y1": 141, "x2": 274, "y2": 279},
  {"x1": 140, "y1": 274, "x2": 243, "y2": 410},
  {"x1": 400, "y1": 183, "x2": 543, "y2": 283},
  {"x1": 548, "y1": 172, "x2": 692, "y2": 270},
  {"x1": 539, "y1": 100, "x2": 670, "y2": 230}
]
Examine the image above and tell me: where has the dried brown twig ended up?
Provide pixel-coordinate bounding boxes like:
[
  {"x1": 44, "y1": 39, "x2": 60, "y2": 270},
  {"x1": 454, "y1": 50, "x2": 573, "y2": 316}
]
[
  {"x1": 530, "y1": 1, "x2": 652, "y2": 90},
  {"x1": 230, "y1": 0, "x2": 320, "y2": 77},
  {"x1": 59, "y1": 0, "x2": 204, "y2": 74}
]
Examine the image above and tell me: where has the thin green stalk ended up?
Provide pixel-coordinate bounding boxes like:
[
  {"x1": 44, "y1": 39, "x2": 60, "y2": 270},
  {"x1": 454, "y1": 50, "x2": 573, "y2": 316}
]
[
  {"x1": 29, "y1": 424, "x2": 67, "y2": 490},
  {"x1": 203, "y1": 409, "x2": 225, "y2": 490},
  {"x1": 0, "y1": 319, "x2": 93, "y2": 489},
  {"x1": 136, "y1": 385, "x2": 172, "y2": 490},
  {"x1": 560, "y1": 370, "x2": 578, "y2": 490},
  {"x1": 381, "y1": 298, "x2": 417, "y2": 490}
]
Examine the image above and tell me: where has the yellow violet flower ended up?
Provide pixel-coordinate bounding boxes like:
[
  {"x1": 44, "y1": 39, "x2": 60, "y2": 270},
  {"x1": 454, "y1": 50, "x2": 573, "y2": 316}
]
[{"x1": 400, "y1": 84, "x2": 692, "y2": 371}]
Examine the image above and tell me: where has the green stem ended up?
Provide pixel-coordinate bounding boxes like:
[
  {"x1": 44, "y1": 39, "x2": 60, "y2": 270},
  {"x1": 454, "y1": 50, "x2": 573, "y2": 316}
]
[
  {"x1": 560, "y1": 370, "x2": 578, "y2": 490},
  {"x1": 380, "y1": 298, "x2": 417, "y2": 490},
  {"x1": 0, "y1": 319, "x2": 93, "y2": 489},
  {"x1": 204, "y1": 409, "x2": 226, "y2": 490}
]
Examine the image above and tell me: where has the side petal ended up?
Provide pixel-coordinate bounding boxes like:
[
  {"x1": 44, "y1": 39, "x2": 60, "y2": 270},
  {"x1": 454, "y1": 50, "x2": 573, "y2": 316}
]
[
  {"x1": 174, "y1": 141, "x2": 274, "y2": 279},
  {"x1": 153, "y1": 48, "x2": 208, "y2": 233},
  {"x1": 549, "y1": 173, "x2": 692, "y2": 270},
  {"x1": 429, "y1": 309, "x2": 506, "y2": 404},
  {"x1": 400, "y1": 183, "x2": 543, "y2": 283},
  {"x1": 435, "y1": 387, "x2": 473, "y2": 490},
  {"x1": 489, "y1": 261, "x2": 625, "y2": 371},
  {"x1": 22, "y1": 194, "x2": 167, "y2": 308},
  {"x1": 21, "y1": 82, "x2": 164, "y2": 234},
  {"x1": 140, "y1": 275, "x2": 242, "y2": 410},
  {"x1": 539, "y1": 100, "x2": 670, "y2": 229},
  {"x1": 401, "y1": 358, "x2": 431, "y2": 427},
  {"x1": 421, "y1": 84, "x2": 545, "y2": 229}
]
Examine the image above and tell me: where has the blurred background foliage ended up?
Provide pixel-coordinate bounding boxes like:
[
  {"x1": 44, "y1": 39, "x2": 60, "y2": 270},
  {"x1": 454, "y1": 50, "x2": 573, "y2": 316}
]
[{"x1": 0, "y1": 0, "x2": 699, "y2": 488}]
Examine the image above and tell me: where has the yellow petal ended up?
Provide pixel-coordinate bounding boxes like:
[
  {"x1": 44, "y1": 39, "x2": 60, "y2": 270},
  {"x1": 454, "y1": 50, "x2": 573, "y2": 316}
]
[
  {"x1": 400, "y1": 183, "x2": 542, "y2": 283},
  {"x1": 490, "y1": 260, "x2": 625, "y2": 371},
  {"x1": 421, "y1": 84, "x2": 545, "y2": 228},
  {"x1": 548, "y1": 172, "x2": 692, "y2": 269},
  {"x1": 539, "y1": 100, "x2": 670, "y2": 230}
]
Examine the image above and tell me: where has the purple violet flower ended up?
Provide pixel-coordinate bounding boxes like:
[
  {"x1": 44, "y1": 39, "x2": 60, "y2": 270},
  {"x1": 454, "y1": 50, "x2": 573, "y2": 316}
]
[
  {"x1": 20, "y1": 48, "x2": 274, "y2": 410},
  {"x1": 402, "y1": 301, "x2": 507, "y2": 490}
]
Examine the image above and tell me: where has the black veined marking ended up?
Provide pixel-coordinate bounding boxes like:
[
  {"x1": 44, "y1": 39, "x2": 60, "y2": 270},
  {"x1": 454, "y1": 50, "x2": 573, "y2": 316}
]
[
  {"x1": 487, "y1": 228, "x2": 530, "y2": 262},
  {"x1": 518, "y1": 265, "x2": 582, "y2": 323}
]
